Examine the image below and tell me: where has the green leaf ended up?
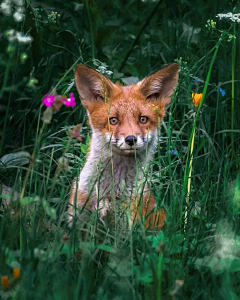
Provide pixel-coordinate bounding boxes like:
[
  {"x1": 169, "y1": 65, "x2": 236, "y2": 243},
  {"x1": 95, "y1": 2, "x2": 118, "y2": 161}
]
[
  {"x1": 0, "y1": 152, "x2": 30, "y2": 169},
  {"x1": 20, "y1": 196, "x2": 39, "y2": 205},
  {"x1": 96, "y1": 244, "x2": 116, "y2": 253},
  {"x1": 134, "y1": 266, "x2": 153, "y2": 285},
  {"x1": 42, "y1": 199, "x2": 57, "y2": 220},
  {"x1": 81, "y1": 143, "x2": 88, "y2": 154},
  {"x1": 147, "y1": 231, "x2": 165, "y2": 248}
]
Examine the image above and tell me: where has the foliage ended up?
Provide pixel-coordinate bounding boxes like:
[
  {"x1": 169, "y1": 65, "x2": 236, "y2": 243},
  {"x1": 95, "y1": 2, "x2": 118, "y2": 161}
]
[{"x1": 0, "y1": 0, "x2": 240, "y2": 299}]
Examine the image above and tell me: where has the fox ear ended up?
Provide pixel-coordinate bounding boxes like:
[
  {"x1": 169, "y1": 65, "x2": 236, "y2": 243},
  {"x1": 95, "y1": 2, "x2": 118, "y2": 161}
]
[
  {"x1": 75, "y1": 65, "x2": 114, "y2": 104},
  {"x1": 139, "y1": 63, "x2": 179, "y2": 108}
]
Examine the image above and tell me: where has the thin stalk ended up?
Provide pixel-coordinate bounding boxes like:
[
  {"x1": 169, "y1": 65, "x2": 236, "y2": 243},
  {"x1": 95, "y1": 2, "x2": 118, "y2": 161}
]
[
  {"x1": 119, "y1": 0, "x2": 162, "y2": 72},
  {"x1": 157, "y1": 251, "x2": 163, "y2": 300},
  {"x1": 19, "y1": 120, "x2": 45, "y2": 252},
  {"x1": 84, "y1": 0, "x2": 95, "y2": 59},
  {"x1": 184, "y1": 127, "x2": 195, "y2": 228},
  {"x1": 180, "y1": 39, "x2": 221, "y2": 230},
  {"x1": 47, "y1": 136, "x2": 73, "y2": 199},
  {"x1": 231, "y1": 23, "x2": 236, "y2": 153},
  {"x1": 20, "y1": 122, "x2": 46, "y2": 199},
  {"x1": 0, "y1": 60, "x2": 10, "y2": 99},
  {"x1": 0, "y1": 61, "x2": 11, "y2": 155}
]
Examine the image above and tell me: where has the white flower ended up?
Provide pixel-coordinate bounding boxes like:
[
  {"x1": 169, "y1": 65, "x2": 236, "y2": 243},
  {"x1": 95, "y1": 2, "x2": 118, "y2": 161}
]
[
  {"x1": 216, "y1": 12, "x2": 240, "y2": 23},
  {"x1": 13, "y1": 10, "x2": 24, "y2": 22},
  {"x1": 0, "y1": 0, "x2": 11, "y2": 16},
  {"x1": 97, "y1": 65, "x2": 107, "y2": 73},
  {"x1": 106, "y1": 70, "x2": 113, "y2": 75},
  {"x1": 13, "y1": 0, "x2": 24, "y2": 5},
  {"x1": 1, "y1": 0, "x2": 25, "y2": 22},
  {"x1": 16, "y1": 32, "x2": 33, "y2": 43},
  {"x1": 96, "y1": 65, "x2": 113, "y2": 76},
  {"x1": 5, "y1": 29, "x2": 33, "y2": 43}
]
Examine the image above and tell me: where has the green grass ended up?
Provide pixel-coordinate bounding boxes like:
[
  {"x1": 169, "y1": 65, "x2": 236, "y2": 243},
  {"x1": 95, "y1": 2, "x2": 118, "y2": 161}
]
[{"x1": 0, "y1": 0, "x2": 240, "y2": 299}]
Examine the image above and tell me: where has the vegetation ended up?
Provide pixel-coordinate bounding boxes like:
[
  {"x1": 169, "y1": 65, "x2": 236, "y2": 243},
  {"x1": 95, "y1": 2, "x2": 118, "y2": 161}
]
[{"x1": 0, "y1": 0, "x2": 240, "y2": 299}]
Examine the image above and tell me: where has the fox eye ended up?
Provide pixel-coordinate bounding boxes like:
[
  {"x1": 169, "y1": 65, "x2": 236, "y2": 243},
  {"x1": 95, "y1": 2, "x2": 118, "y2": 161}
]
[
  {"x1": 109, "y1": 117, "x2": 119, "y2": 125},
  {"x1": 139, "y1": 116, "x2": 148, "y2": 124}
]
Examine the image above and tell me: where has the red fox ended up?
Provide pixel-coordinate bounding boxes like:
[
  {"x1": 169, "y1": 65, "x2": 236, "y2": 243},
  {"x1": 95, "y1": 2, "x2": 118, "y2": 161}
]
[{"x1": 69, "y1": 63, "x2": 178, "y2": 229}]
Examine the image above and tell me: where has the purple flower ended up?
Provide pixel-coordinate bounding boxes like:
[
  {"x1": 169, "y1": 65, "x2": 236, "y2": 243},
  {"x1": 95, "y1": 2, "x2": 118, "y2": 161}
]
[
  {"x1": 62, "y1": 92, "x2": 76, "y2": 107},
  {"x1": 42, "y1": 94, "x2": 54, "y2": 107}
]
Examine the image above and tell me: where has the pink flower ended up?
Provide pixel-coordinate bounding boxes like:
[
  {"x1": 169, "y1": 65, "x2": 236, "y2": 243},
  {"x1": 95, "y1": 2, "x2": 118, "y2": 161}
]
[
  {"x1": 42, "y1": 94, "x2": 54, "y2": 107},
  {"x1": 62, "y1": 92, "x2": 76, "y2": 107}
]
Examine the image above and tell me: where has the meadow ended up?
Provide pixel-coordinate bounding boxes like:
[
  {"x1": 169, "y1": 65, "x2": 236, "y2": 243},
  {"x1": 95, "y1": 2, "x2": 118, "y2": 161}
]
[{"x1": 0, "y1": 0, "x2": 240, "y2": 299}]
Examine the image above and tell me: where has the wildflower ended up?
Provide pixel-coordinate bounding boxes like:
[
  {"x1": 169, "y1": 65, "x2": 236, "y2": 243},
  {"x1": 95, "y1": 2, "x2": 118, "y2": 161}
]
[
  {"x1": 42, "y1": 94, "x2": 54, "y2": 107},
  {"x1": 16, "y1": 32, "x2": 32, "y2": 43},
  {"x1": 219, "y1": 88, "x2": 225, "y2": 96},
  {"x1": 206, "y1": 19, "x2": 216, "y2": 29},
  {"x1": 169, "y1": 279, "x2": 184, "y2": 297},
  {"x1": 216, "y1": 12, "x2": 240, "y2": 23},
  {"x1": 69, "y1": 124, "x2": 83, "y2": 142},
  {"x1": 20, "y1": 53, "x2": 28, "y2": 64},
  {"x1": 47, "y1": 11, "x2": 60, "y2": 23},
  {"x1": 97, "y1": 65, "x2": 107, "y2": 73},
  {"x1": 58, "y1": 156, "x2": 69, "y2": 170},
  {"x1": 27, "y1": 77, "x2": 38, "y2": 88},
  {"x1": 0, "y1": 0, "x2": 11, "y2": 16},
  {"x1": 51, "y1": 95, "x2": 65, "y2": 112},
  {"x1": 5, "y1": 30, "x2": 33, "y2": 44},
  {"x1": 106, "y1": 70, "x2": 113, "y2": 76},
  {"x1": 7, "y1": 44, "x2": 15, "y2": 54},
  {"x1": 62, "y1": 92, "x2": 76, "y2": 107},
  {"x1": 42, "y1": 107, "x2": 53, "y2": 124},
  {"x1": 13, "y1": 7, "x2": 25, "y2": 22},
  {"x1": 192, "y1": 93, "x2": 203, "y2": 107},
  {"x1": 95, "y1": 62, "x2": 113, "y2": 76},
  {"x1": 13, "y1": 0, "x2": 24, "y2": 5},
  {"x1": 13, "y1": 268, "x2": 20, "y2": 279},
  {"x1": 165, "y1": 150, "x2": 177, "y2": 156},
  {"x1": 1, "y1": 276, "x2": 9, "y2": 289}
]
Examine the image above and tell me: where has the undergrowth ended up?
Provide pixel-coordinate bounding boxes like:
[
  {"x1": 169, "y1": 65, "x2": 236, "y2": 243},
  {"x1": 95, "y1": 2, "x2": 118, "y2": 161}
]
[{"x1": 0, "y1": 0, "x2": 240, "y2": 299}]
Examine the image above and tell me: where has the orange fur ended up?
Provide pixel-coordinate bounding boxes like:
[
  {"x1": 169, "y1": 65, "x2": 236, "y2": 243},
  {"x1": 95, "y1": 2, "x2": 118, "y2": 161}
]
[{"x1": 69, "y1": 63, "x2": 178, "y2": 230}]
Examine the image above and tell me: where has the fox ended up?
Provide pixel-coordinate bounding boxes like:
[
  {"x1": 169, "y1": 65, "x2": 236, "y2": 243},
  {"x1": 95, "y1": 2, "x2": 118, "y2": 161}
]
[{"x1": 69, "y1": 63, "x2": 179, "y2": 229}]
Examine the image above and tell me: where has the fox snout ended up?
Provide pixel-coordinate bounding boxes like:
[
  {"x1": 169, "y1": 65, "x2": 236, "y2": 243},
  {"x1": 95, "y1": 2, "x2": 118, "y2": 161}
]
[
  {"x1": 125, "y1": 135, "x2": 137, "y2": 146},
  {"x1": 106, "y1": 131, "x2": 155, "y2": 154}
]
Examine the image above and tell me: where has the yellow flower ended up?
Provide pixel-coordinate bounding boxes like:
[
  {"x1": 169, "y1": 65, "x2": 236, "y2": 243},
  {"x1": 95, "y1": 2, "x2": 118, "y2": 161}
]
[
  {"x1": 13, "y1": 268, "x2": 20, "y2": 279},
  {"x1": 192, "y1": 93, "x2": 203, "y2": 107}
]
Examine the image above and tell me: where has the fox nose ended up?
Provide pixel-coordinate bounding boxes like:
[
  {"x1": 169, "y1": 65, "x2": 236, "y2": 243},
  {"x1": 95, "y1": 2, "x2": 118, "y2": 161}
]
[{"x1": 125, "y1": 135, "x2": 137, "y2": 146}]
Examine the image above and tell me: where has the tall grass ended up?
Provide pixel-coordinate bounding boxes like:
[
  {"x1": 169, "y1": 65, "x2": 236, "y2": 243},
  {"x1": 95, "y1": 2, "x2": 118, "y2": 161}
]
[{"x1": 0, "y1": 0, "x2": 240, "y2": 299}]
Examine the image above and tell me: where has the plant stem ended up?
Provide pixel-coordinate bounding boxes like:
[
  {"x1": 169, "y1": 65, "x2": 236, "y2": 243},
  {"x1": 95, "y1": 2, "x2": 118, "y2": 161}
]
[
  {"x1": 20, "y1": 122, "x2": 46, "y2": 199},
  {"x1": 180, "y1": 39, "x2": 221, "y2": 230},
  {"x1": 84, "y1": 0, "x2": 95, "y2": 60},
  {"x1": 184, "y1": 127, "x2": 195, "y2": 228},
  {"x1": 119, "y1": 0, "x2": 162, "y2": 72},
  {"x1": 157, "y1": 252, "x2": 163, "y2": 300},
  {"x1": 231, "y1": 23, "x2": 236, "y2": 154},
  {"x1": 0, "y1": 61, "x2": 11, "y2": 155}
]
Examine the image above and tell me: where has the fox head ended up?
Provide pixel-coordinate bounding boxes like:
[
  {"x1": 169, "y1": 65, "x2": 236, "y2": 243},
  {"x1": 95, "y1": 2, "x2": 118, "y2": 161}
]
[{"x1": 75, "y1": 64, "x2": 178, "y2": 155}]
